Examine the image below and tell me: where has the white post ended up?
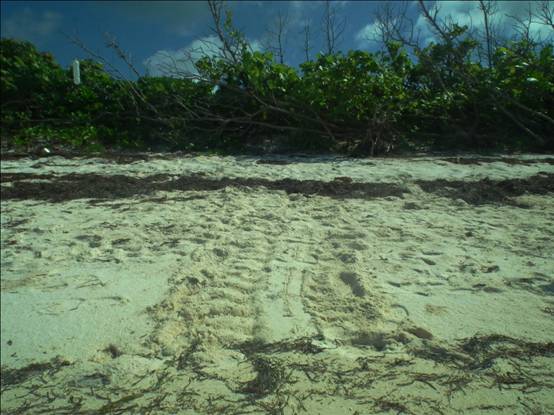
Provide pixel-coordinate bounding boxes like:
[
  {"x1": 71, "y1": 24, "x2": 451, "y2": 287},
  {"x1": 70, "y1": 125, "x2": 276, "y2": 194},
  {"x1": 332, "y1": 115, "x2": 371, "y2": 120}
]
[{"x1": 72, "y1": 59, "x2": 81, "y2": 85}]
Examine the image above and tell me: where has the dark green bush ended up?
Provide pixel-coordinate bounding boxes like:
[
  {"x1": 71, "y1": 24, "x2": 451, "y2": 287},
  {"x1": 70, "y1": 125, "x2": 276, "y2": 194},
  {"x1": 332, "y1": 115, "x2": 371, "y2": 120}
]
[{"x1": 1, "y1": 33, "x2": 552, "y2": 154}]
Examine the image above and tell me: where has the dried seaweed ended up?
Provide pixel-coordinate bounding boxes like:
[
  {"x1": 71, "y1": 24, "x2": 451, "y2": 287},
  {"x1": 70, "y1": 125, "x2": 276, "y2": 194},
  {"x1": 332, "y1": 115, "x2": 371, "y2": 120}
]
[
  {"x1": 236, "y1": 336, "x2": 326, "y2": 356},
  {"x1": 0, "y1": 172, "x2": 407, "y2": 202},
  {"x1": 459, "y1": 334, "x2": 554, "y2": 370},
  {"x1": 1, "y1": 357, "x2": 71, "y2": 389},
  {"x1": 416, "y1": 173, "x2": 554, "y2": 205},
  {"x1": 410, "y1": 344, "x2": 470, "y2": 368},
  {"x1": 373, "y1": 397, "x2": 413, "y2": 414},
  {"x1": 239, "y1": 357, "x2": 292, "y2": 397},
  {"x1": 441, "y1": 157, "x2": 554, "y2": 165}
]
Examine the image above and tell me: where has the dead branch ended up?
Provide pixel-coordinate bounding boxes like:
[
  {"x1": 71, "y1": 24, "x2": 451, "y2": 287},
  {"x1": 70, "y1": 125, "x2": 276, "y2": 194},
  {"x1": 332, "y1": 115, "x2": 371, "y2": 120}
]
[
  {"x1": 478, "y1": 0, "x2": 496, "y2": 68},
  {"x1": 264, "y1": 11, "x2": 289, "y2": 64},
  {"x1": 536, "y1": 0, "x2": 554, "y2": 30},
  {"x1": 322, "y1": 0, "x2": 346, "y2": 55},
  {"x1": 301, "y1": 23, "x2": 313, "y2": 62}
]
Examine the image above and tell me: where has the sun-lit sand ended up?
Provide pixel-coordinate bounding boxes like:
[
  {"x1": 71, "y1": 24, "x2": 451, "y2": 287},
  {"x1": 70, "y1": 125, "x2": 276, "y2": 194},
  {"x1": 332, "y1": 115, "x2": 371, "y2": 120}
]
[{"x1": 1, "y1": 153, "x2": 553, "y2": 414}]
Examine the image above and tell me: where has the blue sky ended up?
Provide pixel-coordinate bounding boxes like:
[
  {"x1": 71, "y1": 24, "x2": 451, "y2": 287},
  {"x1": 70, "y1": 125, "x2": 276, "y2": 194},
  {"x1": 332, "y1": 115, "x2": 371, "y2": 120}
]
[{"x1": 1, "y1": 1, "x2": 552, "y2": 78}]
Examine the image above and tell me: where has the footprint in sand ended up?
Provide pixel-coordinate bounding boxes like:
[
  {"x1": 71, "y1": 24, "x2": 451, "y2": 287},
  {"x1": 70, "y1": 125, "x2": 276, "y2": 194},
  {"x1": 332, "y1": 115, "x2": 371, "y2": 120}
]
[
  {"x1": 425, "y1": 304, "x2": 448, "y2": 315},
  {"x1": 339, "y1": 271, "x2": 366, "y2": 297}
]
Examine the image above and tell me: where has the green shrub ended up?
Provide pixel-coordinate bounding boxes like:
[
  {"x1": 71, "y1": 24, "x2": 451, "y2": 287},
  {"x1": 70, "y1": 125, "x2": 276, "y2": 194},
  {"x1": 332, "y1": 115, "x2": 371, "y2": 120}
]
[{"x1": 1, "y1": 32, "x2": 552, "y2": 154}]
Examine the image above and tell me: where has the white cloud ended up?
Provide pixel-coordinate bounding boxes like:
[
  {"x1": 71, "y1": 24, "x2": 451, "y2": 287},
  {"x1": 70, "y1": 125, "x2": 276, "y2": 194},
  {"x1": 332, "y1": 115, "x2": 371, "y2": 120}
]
[
  {"x1": 434, "y1": 1, "x2": 484, "y2": 27},
  {"x1": 407, "y1": 1, "x2": 480, "y2": 46},
  {"x1": 351, "y1": 0, "x2": 553, "y2": 51},
  {"x1": 1, "y1": 8, "x2": 62, "y2": 45},
  {"x1": 413, "y1": 10, "x2": 437, "y2": 46},
  {"x1": 526, "y1": 21, "x2": 552, "y2": 41},
  {"x1": 144, "y1": 35, "x2": 222, "y2": 77},
  {"x1": 353, "y1": 2, "x2": 421, "y2": 50},
  {"x1": 415, "y1": 1, "x2": 553, "y2": 43},
  {"x1": 144, "y1": 35, "x2": 263, "y2": 78},
  {"x1": 355, "y1": 21, "x2": 382, "y2": 47}
]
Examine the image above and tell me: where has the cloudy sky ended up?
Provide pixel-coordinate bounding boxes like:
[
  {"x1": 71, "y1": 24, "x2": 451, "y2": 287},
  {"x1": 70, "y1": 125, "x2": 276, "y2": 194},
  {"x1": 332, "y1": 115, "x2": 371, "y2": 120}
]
[{"x1": 1, "y1": 1, "x2": 552, "y2": 78}]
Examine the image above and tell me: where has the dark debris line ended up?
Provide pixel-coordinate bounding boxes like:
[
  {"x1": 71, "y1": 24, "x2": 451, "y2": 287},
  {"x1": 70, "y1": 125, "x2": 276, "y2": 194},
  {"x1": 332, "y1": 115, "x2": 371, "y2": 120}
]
[
  {"x1": 440, "y1": 157, "x2": 554, "y2": 166},
  {"x1": 415, "y1": 173, "x2": 554, "y2": 205},
  {"x1": 0, "y1": 173, "x2": 405, "y2": 202},
  {"x1": 1, "y1": 172, "x2": 553, "y2": 205}
]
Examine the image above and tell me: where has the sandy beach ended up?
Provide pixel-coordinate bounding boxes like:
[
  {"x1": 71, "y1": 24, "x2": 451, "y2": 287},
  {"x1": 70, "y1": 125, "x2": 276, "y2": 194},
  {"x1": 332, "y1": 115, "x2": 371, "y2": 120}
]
[{"x1": 1, "y1": 153, "x2": 553, "y2": 414}]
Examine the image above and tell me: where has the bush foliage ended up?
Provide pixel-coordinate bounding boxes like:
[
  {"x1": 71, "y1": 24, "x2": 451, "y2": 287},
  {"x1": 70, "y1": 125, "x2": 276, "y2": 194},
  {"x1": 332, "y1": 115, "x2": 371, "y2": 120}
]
[{"x1": 1, "y1": 29, "x2": 553, "y2": 155}]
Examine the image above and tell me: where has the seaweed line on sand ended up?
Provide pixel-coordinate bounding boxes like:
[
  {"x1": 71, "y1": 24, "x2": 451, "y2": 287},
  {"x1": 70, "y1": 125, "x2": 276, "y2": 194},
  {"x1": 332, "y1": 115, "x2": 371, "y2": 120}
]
[
  {"x1": 1, "y1": 171, "x2": 553, "y2": 205},
  {"x1": 1, "y1": 333, "x2": 553, "y2": 414}
]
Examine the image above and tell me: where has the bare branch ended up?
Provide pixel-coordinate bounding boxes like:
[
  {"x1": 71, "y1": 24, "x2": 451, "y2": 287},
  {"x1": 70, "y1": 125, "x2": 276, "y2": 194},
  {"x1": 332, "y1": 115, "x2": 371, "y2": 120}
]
[
  {"x1": 478, "y1": 0, "x2": 497, "y2": 68},
  {"x1": 264, "y1": 11, "x2": 289, "y2": 64},
  {"x1": 301, "y1": 23, "x2": 313, "y2": 62},
  {"x1": 322, "y1": 0, "x2": 346, "y2": 54},
  {"x1": 536, "y1": 0, "x2": 554, "y2": 30},
  {"x1": 104, "y1": 33, "x2": 142, "y2": 78},
  {"x1": 371, "y1": 2, "x2": 421, "y2": 51},
  {"x1": 207, "y1": 0, "x2": 245, "y2": 64},
  {"x1": 506, "y1": 5, "x2": 535, "y2": 45},
  {"x1": 418, "y1": 0, "x2": 450, "y2": 42}
]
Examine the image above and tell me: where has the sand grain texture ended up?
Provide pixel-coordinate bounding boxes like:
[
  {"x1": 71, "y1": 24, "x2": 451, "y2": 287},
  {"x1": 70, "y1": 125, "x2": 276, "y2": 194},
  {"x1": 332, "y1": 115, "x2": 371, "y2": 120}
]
[{"x1": 1, "y1": 154, "x2": 553, "y2": 414}]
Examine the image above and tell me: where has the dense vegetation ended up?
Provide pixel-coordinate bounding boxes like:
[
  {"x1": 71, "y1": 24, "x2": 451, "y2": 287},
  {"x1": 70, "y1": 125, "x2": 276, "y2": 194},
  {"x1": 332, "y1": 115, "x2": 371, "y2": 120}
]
[{"x1": 1, "y1": 17, "x2": 553, "y2": 155}]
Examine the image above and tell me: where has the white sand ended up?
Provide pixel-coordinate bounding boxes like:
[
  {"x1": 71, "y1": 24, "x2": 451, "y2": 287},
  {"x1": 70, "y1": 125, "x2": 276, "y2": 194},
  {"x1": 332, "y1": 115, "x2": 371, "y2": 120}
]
[
  {"x1": 2, "y1": 153, "x2": 553, "y2": 182},
  {"x1": 1, "y1": 154, "x2": 553, "y2": 414}
]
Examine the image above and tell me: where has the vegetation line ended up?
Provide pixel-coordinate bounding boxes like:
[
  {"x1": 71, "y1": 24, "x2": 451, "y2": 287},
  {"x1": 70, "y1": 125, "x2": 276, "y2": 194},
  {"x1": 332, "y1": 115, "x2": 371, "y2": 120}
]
[{"x1": 1, "y1": 1, "x2": 553, "y2": 155}]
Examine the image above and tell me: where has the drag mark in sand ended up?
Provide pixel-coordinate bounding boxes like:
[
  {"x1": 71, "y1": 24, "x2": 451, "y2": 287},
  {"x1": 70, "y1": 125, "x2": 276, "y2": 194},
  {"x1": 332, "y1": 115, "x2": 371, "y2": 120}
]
[
  {"x1": 148, "y1": 189, "x2": 322, "y2": 357},
  {"x1": 252, "y1": 197, "x2": 319, "y2": 342}
]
